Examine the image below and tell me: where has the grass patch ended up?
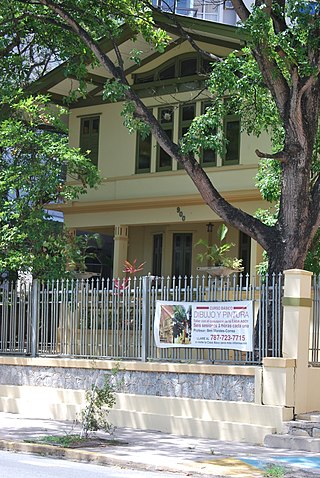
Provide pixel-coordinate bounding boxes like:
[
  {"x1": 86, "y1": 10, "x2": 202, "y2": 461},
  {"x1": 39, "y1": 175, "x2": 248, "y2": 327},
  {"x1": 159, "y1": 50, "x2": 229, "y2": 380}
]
[
  {"x1": 25, "y1": 434, "x2": 127, "y2": 448},
  {"x1": 263, "y1": 464, "x2": 286, "y2": 478}
]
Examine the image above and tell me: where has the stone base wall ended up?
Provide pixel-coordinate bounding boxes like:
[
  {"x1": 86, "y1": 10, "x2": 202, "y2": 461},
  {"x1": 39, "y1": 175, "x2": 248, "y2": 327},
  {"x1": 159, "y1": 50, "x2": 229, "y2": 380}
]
[{"x1": 0, "y1": 364, "x2": 254, "y2": 402}]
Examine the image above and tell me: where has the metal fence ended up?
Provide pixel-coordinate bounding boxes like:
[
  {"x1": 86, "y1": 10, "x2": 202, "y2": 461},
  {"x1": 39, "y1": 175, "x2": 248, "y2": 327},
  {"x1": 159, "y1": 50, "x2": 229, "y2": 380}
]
[
  {"x1": 311, "y1": 275, "x2": 320, "y2": 366},
  {"x1": 0, "y1": 273, "x2": 283, "y2": 365}
]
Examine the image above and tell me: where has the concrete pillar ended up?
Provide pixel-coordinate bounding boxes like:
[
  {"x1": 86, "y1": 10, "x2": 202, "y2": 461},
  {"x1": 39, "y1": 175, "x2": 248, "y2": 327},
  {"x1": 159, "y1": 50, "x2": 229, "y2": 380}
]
[
  {"x1": 282, "y1": 269, "x2": 313, "y2": 413},
  {"x1": 262, "y1": 269, "x2": 313, "y2": 414},
  {"x1": 113, "y1": 225, "x2": 129, "y2": 277}
]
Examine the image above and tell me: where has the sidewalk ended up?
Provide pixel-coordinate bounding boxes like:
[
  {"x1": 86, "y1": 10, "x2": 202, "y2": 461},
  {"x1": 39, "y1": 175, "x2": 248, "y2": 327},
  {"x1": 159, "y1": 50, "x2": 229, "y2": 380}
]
[{"x1": 0, "y1": 412, "x2": 320, "y2": 477}]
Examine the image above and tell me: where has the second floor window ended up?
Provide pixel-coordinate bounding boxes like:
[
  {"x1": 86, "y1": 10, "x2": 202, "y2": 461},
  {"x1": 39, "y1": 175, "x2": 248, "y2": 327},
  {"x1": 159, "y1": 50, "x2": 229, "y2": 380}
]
[
  {"x1": 200, "y1": 102, "x2": 217, "y2": 167},
  {"x1": 224, "y1": 114, "x2": 240, "y2": 165},
  {"x1": 80, "y1": 116, "x2": 100, "y2": 166},
  {"x1": 136, "y1": 133, "x2": 152, "y2": 173},
  {"x1": 135, "y1": 101, "x2": 240, "y2": 174},
  {"x1": 157, "y1": 107, "x2": 174, "y2": 171}
]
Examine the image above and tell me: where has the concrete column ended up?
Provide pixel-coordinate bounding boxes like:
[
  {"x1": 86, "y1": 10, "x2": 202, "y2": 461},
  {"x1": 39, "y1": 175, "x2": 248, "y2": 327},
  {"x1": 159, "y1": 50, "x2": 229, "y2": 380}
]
[
  {"x1": 262, "y1": 269, "x2": 313, "y2": 414},
  {"x1": 113, "y1": 225, "x2": 129, "y2": 277},
  {"x1": 282, "y1": 269, "x2": 313, "y2": 413}
]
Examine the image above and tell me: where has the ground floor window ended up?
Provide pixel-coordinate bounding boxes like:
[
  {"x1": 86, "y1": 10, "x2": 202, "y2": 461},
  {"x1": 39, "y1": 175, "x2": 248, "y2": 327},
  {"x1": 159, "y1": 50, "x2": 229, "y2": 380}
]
[
  {"x1": 152, "y1": 233, "x2": 163, "y2": 276},
  {"x1": 172, "y1": 233, "x2": 192, "y2": 277},
  {"x1": 239, "y1": 231, "x2": 251, "y2": 276}
]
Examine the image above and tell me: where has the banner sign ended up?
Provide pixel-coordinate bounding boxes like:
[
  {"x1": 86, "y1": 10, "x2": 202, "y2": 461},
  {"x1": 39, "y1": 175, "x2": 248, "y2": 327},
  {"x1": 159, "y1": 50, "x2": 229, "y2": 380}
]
[{"x1": 154, "y1": 300, "x2": 253, "y2": 352}]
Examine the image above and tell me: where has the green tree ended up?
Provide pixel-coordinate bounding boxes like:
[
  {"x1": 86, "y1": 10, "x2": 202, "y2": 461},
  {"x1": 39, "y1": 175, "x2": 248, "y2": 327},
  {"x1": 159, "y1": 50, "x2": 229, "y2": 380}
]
[
  {"x1": 0, "y1": 93, "x2": 100, "y2": 279},
  {"x1": 0, "y1": 10, "x2": 101, "y2": 279},
  {"x1": 1, "y1": 0, "x2": 320, "y2": 274}
]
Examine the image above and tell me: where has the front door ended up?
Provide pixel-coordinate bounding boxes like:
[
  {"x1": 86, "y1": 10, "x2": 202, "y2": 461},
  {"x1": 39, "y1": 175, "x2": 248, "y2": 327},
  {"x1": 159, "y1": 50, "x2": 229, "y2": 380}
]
[{"x1": 172, "y1": 233, "x2": 192, "y2": 277}]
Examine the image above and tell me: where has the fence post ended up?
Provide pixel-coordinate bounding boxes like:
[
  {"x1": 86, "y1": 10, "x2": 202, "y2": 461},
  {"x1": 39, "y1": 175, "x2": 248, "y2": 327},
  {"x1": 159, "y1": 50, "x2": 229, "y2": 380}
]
[
  {"x1": 31, "y1": 279, "x2": 39, "y2": 357},
  {"x1": 141, "y1": 275, "x2": 151, "y2": 362}
]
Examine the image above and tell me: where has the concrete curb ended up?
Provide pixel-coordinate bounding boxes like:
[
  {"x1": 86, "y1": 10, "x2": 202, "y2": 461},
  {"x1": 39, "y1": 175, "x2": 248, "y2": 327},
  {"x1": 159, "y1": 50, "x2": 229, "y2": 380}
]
[{"x1": 0, "y1": 439, "x2": 226, "y2": 477}]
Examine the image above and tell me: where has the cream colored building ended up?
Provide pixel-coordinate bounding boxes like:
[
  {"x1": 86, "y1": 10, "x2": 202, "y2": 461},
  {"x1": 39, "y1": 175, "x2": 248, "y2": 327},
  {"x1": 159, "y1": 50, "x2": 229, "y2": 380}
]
[{"x1": 38, "y1": 16, "x2": 269, "y2": 278}]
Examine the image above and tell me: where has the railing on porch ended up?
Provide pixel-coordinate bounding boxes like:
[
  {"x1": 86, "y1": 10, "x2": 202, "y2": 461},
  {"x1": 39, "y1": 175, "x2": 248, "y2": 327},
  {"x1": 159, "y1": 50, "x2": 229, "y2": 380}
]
[{"x1": 0, "y1": 273, "x2": 283, "y2": 365}]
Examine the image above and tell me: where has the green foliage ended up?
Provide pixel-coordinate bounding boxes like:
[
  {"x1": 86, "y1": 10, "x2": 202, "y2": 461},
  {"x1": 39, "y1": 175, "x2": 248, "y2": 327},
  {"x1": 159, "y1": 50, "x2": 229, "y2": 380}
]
[
  {"x1": 0, "y1": 94, "x2": 101, "y2": 279},
  {"x1": 263, "y1": 464, "x2": 285, "y2": 478},
  {"x1": 255, "y1": 160, "x2": 281, "y2": 203},
  {"x1": 30, "y1": 434, "x2": 87, "y2": 448},
  {"x1": 305, "y1": 230, "x2": 320, "y2": 275},
  {"x1": 1, "y1": 0, "x2": 320, "y2": 275},
  {"x1": 80, "y1": 369, "x2": 120, "y2": 439},
  {"x1": 195, "y1": 224, "x2": 243, "y2": 271},
  {"x1": 121, "y1": 101, "x2": 151, "y2": 138}
]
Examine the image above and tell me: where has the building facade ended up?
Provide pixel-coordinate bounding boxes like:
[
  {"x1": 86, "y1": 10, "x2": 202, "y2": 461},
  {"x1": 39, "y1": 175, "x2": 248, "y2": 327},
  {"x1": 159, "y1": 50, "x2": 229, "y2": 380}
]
[{"x1": 39, "y1": 16, "x2": 269, "y2": 278}]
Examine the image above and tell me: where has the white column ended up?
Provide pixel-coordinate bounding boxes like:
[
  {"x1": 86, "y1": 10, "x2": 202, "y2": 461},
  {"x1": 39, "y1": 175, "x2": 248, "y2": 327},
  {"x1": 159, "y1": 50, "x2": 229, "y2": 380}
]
[
  {"x1": 113, "y1": 225, "x2": 129, "y2": 277},
  {"x1": 263, "y1": 269, "x2": 313, "y2": 414}
]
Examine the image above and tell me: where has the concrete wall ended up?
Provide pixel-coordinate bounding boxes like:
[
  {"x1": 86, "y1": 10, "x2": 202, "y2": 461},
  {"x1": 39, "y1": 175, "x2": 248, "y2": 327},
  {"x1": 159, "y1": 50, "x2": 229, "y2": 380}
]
[
  {"x1": 0, "y1": 360, "x2": 255, "y2": 403},
  {"x1": 0, "y1": 357, "x2": 292, "y2": 444}
]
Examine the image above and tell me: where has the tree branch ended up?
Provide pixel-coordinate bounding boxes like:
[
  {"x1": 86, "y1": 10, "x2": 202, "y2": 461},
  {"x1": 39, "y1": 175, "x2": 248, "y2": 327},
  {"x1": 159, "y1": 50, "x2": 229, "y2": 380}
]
[
  {"x1": 230, "y1": 0, "x2": 250, "y2": 22},
  {"x1": 255, "y1": 149, "x2": 287, "y2": 163}
]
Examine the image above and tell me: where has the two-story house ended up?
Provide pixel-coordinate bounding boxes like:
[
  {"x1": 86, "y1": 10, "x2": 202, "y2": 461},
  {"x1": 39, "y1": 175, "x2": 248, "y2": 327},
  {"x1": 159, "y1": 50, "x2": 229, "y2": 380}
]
[{"x1": 37, "y1": 15, "x2": 269, "y2": 278}]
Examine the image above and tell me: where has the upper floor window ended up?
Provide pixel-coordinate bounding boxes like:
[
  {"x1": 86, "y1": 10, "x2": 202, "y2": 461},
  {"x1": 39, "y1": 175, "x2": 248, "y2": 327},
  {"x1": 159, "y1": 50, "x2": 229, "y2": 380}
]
[
  {"x1": 80, "y1": 116, "x2": 100, "y2": 166},
  {"x1": 178, "y1": 103, "x2": 196, "y2": 169},
  {"x1": 200, "y1": 101, "x2": 240, "y2": 167},
  {"x1": 153, "y1": 0, "x2": 196, "y2": 16},
  {"x1": 157, "y1": 107, "x2": 174, "y2": 171},
  {"x1": 134, "y1": 54, "x2": 210, "y2": 85},
  {"x1": 200, "y1": 102, "x2": 217, "y2": 167},
  {"x1": 135, "y1": 100, "x2": 240, "y2": 174},
  {"x1": 223, "y1": 113, "x2": 240, "y2": 165},
  {"x1": 136, "y1": 133, "x2": 152, "y2": 173}
]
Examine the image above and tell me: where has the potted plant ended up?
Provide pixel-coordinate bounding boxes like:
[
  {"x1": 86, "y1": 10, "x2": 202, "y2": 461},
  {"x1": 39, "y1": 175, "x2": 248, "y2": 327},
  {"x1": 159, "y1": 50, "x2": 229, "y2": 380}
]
[{"x1": 195, "y1": 224, "x2": 243, "y2": 276}]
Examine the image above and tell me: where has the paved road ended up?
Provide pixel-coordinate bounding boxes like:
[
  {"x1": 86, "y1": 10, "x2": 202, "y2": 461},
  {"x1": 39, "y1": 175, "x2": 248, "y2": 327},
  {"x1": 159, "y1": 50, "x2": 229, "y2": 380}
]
[{"x1": 0, "y1": 450, "x2": 192, "y2": 478}]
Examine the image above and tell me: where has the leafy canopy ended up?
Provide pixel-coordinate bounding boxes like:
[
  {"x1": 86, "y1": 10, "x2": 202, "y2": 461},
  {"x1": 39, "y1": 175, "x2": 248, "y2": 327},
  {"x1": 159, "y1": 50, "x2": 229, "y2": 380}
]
[{"x1": 0, "y1": 92, "x2": 100, "y2": 279}]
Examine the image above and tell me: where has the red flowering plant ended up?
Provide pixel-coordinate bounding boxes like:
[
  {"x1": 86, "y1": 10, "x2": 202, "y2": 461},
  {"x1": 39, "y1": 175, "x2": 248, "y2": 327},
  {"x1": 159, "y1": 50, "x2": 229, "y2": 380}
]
[{"x1": 114, "y1": 259, "x2": 145, "y2": 291}]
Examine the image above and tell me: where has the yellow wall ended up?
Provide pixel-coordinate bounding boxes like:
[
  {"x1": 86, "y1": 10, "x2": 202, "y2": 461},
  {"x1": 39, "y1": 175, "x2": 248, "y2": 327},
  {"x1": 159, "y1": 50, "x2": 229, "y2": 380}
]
[{"x1": 68, "y1": 95, "x2": 271, "y2": 204}]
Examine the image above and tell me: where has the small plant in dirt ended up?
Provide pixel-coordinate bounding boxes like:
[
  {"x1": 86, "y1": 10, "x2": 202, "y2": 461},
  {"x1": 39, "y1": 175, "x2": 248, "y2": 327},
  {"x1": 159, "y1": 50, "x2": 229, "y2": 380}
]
[
  {"x1": 263, "y1": 464, "x2": 285, "y2": 478},
  {"x1": 79, "y1": 368, "x2": 120, "y2": 439}
]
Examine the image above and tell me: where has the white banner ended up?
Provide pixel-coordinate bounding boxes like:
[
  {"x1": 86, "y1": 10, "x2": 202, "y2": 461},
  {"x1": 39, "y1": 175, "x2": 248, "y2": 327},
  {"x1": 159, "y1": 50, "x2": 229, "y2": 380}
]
[{"x1": 154, "y1": 300, "x2": 253, "y2": 352}]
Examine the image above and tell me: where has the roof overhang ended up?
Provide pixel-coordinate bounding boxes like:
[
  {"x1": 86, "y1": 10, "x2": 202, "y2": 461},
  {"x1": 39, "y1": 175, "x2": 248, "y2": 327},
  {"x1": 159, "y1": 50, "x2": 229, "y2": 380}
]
[{"x1": 30, "y1": 13, "x2": 246, "y2": 106}]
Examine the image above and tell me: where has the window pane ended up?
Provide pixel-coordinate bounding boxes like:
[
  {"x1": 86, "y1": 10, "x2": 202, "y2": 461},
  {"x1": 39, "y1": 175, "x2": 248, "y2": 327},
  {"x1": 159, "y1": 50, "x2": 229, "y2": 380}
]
[
  {"x1": 136, "y1": 74, "x2": 154, "y2": 84},
  {"x1": 153, "y1": 234, "x2": 163, "y2": 276},
  {"x1": 159, "y1": 64, "x2": 175, "y2": 80},
  {"x1": 239, "y1": 231, "x2": 251, "y2": 276},
  {"x1": 172, "y1": 233, "x2": 192, "y2": 277},
  {"x1": 158, "y1": 108, "x2": 173, "y2": 171},
  {"x1": 92, "y1": 118, "x2": 99, "y2": 134},
  {"x1": 160, "y1": 107, "x2": 174, "y2": 124},
  {"x1": 80, "y1": 117, "x2": 100, "y2": 166},
  {"x1": 202, "y1": 148, "x2": 216, "y2": 165},
  {"x1": 225, "y1": 120, "x2": 240, "y2": 163},
  {"x1": 137, "y1": 134, "x2": 151, "y2": 172},
  {"x1": 182, "y1": 104, "x2": 195, "y2": 122},
  {"x1": 180, "y1": 58, "x2": 197, "y2": 77},
  {"x1": 82, "y1": 119, "x2": 90, "y2": 135},
  {"x1": 159, "y1": 129, "x2": 173, "y2": 169},
  {"x1": 201, "y1": 102, "x2": 216, "y2": 166}
]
